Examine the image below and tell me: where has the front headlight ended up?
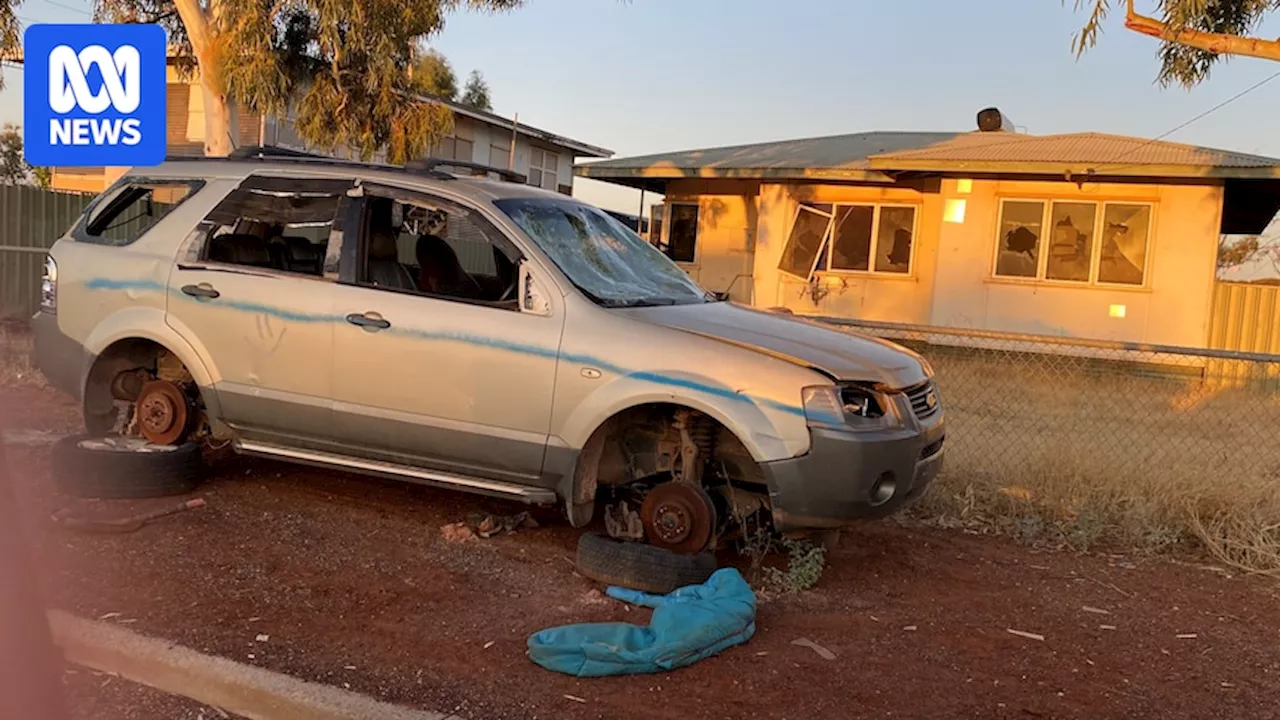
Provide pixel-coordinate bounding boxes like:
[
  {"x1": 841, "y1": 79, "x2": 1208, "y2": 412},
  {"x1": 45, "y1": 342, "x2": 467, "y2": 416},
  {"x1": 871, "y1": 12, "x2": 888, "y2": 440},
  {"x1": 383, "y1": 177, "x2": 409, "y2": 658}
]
[
  {"x1": 801, "y1": 386, "x2": 846, "y2": 428},
  {"x1": 802, "y1": 384, "x2": 899, "y2": 431},
  {"x1": 40, "y1": 255, "x2": 57, "y2": 314}
]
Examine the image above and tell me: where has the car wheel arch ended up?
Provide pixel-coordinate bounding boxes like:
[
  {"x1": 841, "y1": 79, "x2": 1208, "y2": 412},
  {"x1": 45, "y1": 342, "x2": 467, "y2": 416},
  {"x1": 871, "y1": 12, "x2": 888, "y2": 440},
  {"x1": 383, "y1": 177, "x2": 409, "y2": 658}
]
[
  {"x1": 559, "y1": 397, "x2": 779, "y2": 528},
  {"x1": 80, "y1": 333, "x2": 220, "y2": 436}
]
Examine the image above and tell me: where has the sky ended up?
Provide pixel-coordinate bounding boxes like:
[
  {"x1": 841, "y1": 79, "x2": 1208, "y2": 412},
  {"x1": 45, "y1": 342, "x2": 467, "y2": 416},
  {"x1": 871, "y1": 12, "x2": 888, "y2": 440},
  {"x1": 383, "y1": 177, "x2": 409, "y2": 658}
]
[{"x1": 7, "y1": 0, "x2": 1280, "y2": 218}]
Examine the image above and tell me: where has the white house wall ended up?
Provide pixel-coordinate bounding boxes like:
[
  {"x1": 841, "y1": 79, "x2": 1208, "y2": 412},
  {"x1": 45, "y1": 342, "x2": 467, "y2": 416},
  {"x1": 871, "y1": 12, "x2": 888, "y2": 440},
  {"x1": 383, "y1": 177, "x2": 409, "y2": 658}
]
[
  {"x1": 929, "y1": 178, "x2": 1222, "y2": 347},
  {"x1": 751, "y1": 181, "x2": 943, "y2": 324}
]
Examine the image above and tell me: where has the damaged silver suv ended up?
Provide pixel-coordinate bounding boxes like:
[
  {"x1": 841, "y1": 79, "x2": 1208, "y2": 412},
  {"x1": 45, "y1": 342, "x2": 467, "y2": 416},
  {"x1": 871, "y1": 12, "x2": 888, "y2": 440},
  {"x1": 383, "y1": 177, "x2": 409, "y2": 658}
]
[{"x1": 34, "y1": 149, "x2": 944, "y2": 555}]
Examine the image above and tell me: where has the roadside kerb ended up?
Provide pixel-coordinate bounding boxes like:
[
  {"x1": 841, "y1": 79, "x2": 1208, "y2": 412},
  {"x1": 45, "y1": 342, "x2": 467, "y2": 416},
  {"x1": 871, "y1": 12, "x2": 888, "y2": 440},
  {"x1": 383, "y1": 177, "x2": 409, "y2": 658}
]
[{"x1": 47, "y1": 609, "x2": 461, "y2": 720}]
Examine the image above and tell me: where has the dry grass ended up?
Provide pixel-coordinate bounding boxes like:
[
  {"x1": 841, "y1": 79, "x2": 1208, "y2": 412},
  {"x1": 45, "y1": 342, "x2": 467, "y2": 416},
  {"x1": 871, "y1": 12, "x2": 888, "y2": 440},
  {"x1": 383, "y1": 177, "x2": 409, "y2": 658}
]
[
  {"x1": 907, "y1": 342, "x2": 1280, "y2": 575},
  {"x1": 0, "y1": 322, "x2": 45, "y2": 389}
]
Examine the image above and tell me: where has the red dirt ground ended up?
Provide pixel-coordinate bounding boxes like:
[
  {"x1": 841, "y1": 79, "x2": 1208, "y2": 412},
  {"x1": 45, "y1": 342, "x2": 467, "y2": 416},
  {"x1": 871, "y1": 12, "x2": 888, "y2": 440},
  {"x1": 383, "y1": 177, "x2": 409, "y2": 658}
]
[{"x1": 3, "y1": 380, "x2": 1280, "y2": 720}]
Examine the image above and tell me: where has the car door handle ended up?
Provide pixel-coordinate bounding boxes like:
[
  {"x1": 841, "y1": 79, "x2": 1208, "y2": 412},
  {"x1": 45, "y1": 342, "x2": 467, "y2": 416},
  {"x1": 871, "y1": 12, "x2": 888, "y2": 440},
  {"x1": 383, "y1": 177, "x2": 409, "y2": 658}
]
[
  {"x1": 181, "y1": 283, "x2": 220, "y2": 299},
  {"x1": 345, "y1": 312, "x2": 391, "y2": 330}
]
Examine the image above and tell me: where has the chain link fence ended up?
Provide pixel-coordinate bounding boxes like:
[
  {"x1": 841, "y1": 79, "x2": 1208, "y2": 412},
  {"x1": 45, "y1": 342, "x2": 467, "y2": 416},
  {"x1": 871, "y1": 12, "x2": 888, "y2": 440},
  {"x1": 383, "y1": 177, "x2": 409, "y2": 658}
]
[{"x1": 816, "y1": 317, "x2": 1280, "y2": 569}]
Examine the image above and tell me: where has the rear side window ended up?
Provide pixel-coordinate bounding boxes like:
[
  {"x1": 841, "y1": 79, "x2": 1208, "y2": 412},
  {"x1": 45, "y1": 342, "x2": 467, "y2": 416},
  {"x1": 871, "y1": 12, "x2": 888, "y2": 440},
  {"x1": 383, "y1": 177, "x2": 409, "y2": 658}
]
[
  {"x1": 192, "y1": 175, "x2": 353, "y2": 277},
  {"x1": 76, "y1": 180, "x2": 202, "y2": 246}
]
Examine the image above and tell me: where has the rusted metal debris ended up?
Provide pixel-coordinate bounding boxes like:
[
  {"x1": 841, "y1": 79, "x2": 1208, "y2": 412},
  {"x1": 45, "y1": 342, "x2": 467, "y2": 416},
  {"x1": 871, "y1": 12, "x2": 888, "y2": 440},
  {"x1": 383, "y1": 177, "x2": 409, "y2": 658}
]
[
  {"x1": 604, "y1": 501, "x2": 644, "y2": 541},
  {"x1": 465, "y1": 511, "x2": 539, "y2": 539},
  {"x1": 51, "y1": 498, "x2": 206, "y2": 534}
]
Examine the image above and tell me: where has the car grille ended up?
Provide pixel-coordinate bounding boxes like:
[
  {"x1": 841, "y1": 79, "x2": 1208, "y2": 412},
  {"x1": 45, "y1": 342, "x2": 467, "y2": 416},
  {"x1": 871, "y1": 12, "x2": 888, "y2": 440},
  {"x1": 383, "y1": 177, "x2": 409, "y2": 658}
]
[{"x1": 905, "y1": 380, "x2": 941, "y2": 420}]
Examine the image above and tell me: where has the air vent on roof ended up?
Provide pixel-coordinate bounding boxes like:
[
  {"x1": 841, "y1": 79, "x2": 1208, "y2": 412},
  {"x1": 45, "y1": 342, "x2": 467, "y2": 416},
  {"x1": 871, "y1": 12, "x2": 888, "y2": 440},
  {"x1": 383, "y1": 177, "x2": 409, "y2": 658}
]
[{"x1": 977, "y1": 107, "x2": 1014, "y2": 133}]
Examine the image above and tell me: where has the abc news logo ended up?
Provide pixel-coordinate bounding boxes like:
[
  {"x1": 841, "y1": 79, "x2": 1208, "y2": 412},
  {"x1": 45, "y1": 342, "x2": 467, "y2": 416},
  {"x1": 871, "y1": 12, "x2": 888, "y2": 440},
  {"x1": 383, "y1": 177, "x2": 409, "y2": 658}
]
[
  {"x1": 23, "y1": 24, "x2": 165, "y2": 167},
  {"x1": 48, "y1": 44, "x2": 143, "y2": 146}
]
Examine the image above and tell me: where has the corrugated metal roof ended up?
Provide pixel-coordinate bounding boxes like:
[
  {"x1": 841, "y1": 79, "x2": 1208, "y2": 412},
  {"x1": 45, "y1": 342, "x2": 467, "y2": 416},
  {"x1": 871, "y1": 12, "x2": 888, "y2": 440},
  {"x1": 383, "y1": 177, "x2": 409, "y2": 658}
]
[
  {"x1": 575, "y1": 132, "x2": 962, "y2": 184},
  {"x1": 576, "y1": 130, "x2": 1280, "y2": 188},
  {"x1": 869, "y1": 132, "x2": 1280, "y2": 170}
]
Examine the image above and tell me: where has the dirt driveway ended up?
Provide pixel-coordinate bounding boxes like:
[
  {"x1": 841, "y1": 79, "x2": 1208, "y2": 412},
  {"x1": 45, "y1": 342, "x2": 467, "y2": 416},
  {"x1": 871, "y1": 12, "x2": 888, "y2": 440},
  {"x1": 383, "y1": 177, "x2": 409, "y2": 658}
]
[{"x1": 3, "y1": 381, "x2": 1279, "y2": 720}]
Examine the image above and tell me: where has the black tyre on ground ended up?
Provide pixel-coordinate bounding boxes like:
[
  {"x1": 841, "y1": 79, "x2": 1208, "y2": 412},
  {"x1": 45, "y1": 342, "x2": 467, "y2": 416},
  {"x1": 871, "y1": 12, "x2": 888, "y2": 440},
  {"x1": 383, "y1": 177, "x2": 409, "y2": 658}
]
[
  {"x1": 51, "y1": 435, "x2": 203, "y2": 500},
  {"x1": 576, "y1": 532, "x2": 717, "y2": 594}
]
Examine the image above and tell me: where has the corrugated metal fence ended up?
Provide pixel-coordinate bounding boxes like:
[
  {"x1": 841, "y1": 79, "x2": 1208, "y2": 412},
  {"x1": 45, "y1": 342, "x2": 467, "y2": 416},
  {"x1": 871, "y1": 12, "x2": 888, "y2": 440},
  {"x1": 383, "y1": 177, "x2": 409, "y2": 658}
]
[
  {"x1": 1206, "y1": 281, "x2": 1280, "y2": 388},
  {"x1": 0, "y1": 186, "x2": 94, "y2": 319}
]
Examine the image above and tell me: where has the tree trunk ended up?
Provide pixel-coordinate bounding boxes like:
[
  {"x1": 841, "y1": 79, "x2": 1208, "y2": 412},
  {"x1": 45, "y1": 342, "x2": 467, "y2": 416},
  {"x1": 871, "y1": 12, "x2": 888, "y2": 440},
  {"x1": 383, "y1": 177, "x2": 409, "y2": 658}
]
[
  {"x1": 198, "y1": 64, "x2": 237, "y2": 157},
  {"x1": 173, "y1": 0, "x2": 238, "y2": 157}
]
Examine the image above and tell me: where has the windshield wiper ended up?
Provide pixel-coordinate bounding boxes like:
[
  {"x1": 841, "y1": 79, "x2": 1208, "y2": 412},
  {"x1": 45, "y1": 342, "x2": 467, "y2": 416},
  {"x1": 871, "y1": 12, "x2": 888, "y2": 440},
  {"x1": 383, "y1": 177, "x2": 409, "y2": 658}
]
[{"x1": 601, "y1": 297, "x2": 681, "y2": 308}]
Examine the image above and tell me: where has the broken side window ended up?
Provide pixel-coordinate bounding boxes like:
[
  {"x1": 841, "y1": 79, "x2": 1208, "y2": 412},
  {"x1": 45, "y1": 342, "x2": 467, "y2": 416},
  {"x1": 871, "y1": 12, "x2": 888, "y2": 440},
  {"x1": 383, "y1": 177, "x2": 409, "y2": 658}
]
[
  {"x1": 356, "y1": 192, "x2": 522, "y2": 307},
  {"x1": 198, "y1": 177, "x2": 349, "y2": 276},
  {"x1": 77, "y1": 180, "x2": 202, "y2": 247}
]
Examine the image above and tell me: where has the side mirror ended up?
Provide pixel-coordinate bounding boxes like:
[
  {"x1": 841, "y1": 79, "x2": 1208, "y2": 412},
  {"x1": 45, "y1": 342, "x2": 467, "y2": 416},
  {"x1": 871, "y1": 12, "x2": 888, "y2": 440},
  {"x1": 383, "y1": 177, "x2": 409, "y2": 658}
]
[
  {"x1": 711, "y1": 290, "x2": 730, "y2": 302},
  {"x1": 519, "y1": 261, "x2": 552, "y2": 316}
]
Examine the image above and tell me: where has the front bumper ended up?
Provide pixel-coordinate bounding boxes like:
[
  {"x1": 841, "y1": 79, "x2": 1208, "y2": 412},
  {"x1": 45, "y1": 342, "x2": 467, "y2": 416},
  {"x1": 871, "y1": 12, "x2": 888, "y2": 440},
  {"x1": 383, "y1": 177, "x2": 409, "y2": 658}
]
[
  {"x1": 31, "y1": 311, "x2": 86, "y2": 401},
  {"x1": 761, "y1": 408, "x2": 946, "y2": 531}
]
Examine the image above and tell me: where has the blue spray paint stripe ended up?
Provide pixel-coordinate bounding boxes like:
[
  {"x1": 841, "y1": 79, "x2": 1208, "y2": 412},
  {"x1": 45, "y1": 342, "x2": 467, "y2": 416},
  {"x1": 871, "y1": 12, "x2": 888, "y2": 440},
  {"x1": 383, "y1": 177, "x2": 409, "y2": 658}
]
[
  {"x1": 86, "y1": 277, "x2": 167, "y2": 292},
  {"x1": 82, "y1": 277, "x2": 810, "y2": 418}
]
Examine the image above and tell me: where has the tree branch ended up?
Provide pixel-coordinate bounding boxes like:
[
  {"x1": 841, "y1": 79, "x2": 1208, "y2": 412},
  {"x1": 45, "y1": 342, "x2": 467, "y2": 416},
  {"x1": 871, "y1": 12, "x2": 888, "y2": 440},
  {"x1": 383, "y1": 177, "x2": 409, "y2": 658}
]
[{"x1": 1123, "y1": 0, "x2": 1280, "y2": 62}]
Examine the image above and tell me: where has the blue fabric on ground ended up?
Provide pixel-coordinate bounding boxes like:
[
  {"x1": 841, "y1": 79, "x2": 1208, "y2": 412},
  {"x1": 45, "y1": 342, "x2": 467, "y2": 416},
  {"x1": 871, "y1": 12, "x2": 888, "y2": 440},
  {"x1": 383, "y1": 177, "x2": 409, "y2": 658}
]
[{"x1": 526, "y1": 567, "x2": 757, "y2": 677}]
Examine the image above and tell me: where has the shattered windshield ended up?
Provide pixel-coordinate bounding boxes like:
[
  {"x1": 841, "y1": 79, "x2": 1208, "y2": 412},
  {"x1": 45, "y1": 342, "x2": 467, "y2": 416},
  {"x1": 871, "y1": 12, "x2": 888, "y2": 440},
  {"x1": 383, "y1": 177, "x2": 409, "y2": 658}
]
[{"x1": 494, "y1": 197, "x2": 710, "y2": 307}]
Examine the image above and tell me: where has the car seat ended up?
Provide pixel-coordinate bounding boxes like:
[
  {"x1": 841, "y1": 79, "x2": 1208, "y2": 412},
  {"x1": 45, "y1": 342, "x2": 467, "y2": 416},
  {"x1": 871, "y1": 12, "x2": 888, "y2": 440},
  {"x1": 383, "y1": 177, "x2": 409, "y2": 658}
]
[
  {"x1": 208, "y1": 233, "x2": 273, "y2": 268},
  {"x1": 366, "y1": 226, "x2": 416, "y2": 290}
]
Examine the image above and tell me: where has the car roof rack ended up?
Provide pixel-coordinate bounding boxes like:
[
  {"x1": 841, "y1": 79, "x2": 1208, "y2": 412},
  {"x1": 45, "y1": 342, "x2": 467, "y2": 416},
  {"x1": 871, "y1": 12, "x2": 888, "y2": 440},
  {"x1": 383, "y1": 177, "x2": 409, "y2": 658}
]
[
  {"x1": 228, "y1": 145, "x2": 329, "y2": 160},
  {"x1": 404, "y1": 158, "x2": 527, "y2": 184},
  {"x1": 167, "y1": 146, "x2": 529, "y2": 185}
]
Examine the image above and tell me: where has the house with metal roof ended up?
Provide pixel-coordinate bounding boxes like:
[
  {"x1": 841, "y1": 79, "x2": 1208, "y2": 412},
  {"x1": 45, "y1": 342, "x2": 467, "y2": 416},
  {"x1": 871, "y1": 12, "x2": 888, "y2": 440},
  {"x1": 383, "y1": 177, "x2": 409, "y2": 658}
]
[
  {"x1": 45, "y1": 61, "x2": 612, "y2": 195},
  {"x1": 575, "y1": 108, "x2": 1280, "y2": 349}
]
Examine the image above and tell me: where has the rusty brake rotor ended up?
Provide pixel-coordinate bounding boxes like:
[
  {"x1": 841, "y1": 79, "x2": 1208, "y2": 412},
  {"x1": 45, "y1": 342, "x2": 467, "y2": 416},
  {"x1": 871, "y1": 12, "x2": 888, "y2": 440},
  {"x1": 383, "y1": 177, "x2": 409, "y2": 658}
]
[
  {"x1": 640, "y1": 482, "x2": 717, "y2": 554},
  {"x1": 135, "y1": 379, "x2": 191, "y2": 446}
]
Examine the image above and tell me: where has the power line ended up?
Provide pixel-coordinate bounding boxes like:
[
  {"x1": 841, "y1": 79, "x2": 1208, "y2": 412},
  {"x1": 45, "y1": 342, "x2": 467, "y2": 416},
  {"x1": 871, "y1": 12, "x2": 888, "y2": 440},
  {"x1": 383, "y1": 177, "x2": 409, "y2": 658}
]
[
  {"x1": 1092, "y1": 68, "x2": 1280, "y2": 171},
  {"x1": 44, "y1": 0, "x2": 92, "y2": 16}
]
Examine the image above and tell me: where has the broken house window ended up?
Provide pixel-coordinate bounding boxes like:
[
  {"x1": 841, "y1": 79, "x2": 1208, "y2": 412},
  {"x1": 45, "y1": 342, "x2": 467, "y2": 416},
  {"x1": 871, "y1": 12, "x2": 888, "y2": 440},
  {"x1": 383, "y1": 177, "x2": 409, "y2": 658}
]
[
  {"x1": 198, "y1": 177, "x2": 347, "y2": 276},
  {"x1": 356, "y1": 193, "x2": 521, "y2": 306},
  {"x1": 874, "y1": 206, "x2": 915, "y2": 274},
  {"x1": 1098, "y1": 204, "x2": 1151, "y2": 286},
  {"x1": 663, "y1": 203, "x2": 699, "y2": 263},
  {"x1": 779, "y1": 205, "x2": 832, "y2": 278},
  {"x1": 830, "y1": 206, "x2": 874, "y2": 271},
  {"x1": 79, "y1": 180, "x2": 200, "y2": 247},
  {"x1": 996, "y1": 201, "x2": 1045, "y2": 279},
  {"x1": 1046, "y1": 202, "x2": 1096, "y2": 282},
  {"x1": 995, "y1": 199, "x2": 1152, "y2": 286},
  {"x1": 780, "y1": 202, "x2": 918, "y2": 278}
]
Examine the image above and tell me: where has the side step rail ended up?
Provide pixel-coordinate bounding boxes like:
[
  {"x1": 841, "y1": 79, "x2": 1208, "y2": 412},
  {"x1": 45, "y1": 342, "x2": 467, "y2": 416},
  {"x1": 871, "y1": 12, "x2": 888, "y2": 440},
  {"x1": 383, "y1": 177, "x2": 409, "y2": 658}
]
[{"x1": 234, "y1": 440, "x2": 559, "y2": 505}]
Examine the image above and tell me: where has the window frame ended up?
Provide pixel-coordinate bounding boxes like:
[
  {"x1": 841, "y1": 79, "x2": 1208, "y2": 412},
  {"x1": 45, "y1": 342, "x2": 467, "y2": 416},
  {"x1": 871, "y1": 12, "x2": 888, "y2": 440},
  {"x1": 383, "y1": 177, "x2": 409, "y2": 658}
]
[
  {"x1": 823, "y1": 202, "x2": 919, "y2": 277},
  {"x1": 648, "y1": 203, "x2": 666, "y2": 247},
  {"x1": 662, "y1": 201, "x2": 701, "y2": 264},
  {"x1": 178, "y1": 174, "x2": 354, "y2": 282},
  {"x1": 991, "y1": 197, "x2": 1156, "y2": 289},
  {"x1": 72, "y1": 177, "x2": 205, "y2": 246},
  {"x1": 778, "y1": 201, "x2": 921, "y2": 279},
  {"x1": 778, "y1": 203, "x2": 832, "y2": 279},
  {"x1": 528, "y1": 147, "x2": 559, "y2": 191},
  {"x1": 340, "y1": 182, "x2": 526, "y2": 311}
]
